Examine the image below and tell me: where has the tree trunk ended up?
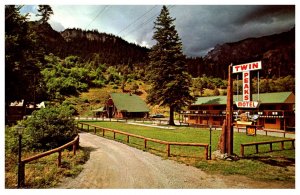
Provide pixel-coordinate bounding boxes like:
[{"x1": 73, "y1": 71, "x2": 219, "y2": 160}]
[{"x1": 169, "y1": 105, "x2": 175, "y2": 126}]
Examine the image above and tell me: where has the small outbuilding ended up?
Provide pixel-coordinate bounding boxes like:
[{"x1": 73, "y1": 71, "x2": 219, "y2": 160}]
[
  {"x1": 105, "y1": 93, "x2": 150, "y2": 119},
  {"x1": 92, "y1": 107, "x2": 106, "y2": 118}
]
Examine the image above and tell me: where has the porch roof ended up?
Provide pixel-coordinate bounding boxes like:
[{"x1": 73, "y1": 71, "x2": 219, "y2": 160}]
[{"x1": 192, "y1": 92, "x2": 295, "y2": 106}]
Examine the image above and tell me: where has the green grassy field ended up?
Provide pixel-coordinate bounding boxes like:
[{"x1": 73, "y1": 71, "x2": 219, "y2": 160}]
[{"x1": 79, "y1": 121, "x2": 295, "y2": 182}]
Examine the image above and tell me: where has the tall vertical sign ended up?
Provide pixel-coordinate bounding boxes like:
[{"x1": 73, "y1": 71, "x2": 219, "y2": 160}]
[
  {"x1": 233, "y1": 61, "x2": 262, "y2": 108},
  {"x1": 220, "y1": 61, "x2": 262, "y2": 156},
  {"x1": 243, "y1": 71, "x2": 250, "y2": 101}
]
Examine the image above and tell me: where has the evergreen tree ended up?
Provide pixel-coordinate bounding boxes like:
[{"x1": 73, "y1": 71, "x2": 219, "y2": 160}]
[
  {"x1": 36, "y1": 5, "x2": 53, "y2": 24},
  {"x1": 5, "y1": 6, "x2": 43, "y2": 113},
  {"x1": 147, "y1": 6, "x2": 194, "y2": 125}
]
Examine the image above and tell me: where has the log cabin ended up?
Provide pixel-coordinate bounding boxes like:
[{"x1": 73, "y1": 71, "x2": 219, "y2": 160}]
[{"x1": 105, "y1": 93, "x2": 150, "y2": 119}]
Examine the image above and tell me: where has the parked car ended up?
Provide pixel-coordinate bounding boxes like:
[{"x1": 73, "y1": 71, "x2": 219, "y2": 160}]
[{"x1": 150, "y1": 114, "x2": 165, "y2": 118}]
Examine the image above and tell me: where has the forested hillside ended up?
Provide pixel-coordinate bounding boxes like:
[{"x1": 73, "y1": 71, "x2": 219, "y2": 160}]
[
  {"x1": 30, "y1": 22, "x2": 149, "y2": 66},
  {"x1": 30, "y1": 20, "x2": 295, "y2": 80},
  {"x1": 187, "y1": 28, "x2": 295, "y2": 79}
]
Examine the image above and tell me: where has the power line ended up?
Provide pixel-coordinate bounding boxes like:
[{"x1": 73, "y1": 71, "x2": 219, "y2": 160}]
[
  {"x1": 117, "y1": 5, "x2": 158, "y2": 36},
  {"x1": 85, "y1": 5, "x2": 110, "y2": 29},
  {"x1": 123, "y1": 5, "x2": 175, "y2": 38}
]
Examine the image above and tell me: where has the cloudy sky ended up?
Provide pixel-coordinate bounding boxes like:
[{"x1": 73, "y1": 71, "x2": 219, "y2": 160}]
[{"x1": 19, "y1": 3, "x2": 295, "y2": 57}]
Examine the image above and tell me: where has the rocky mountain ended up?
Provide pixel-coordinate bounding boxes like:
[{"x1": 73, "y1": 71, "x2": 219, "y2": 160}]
[
  {"x1": 30, "y1": 22, "x2": 149, "y2": 66},
  {"x1": 60, "y1": 28, "x2": 149, "y2": 65},
  {"x1": 202, "y1": 27, "x2": 295, "y2": 79},
  {"x1": 31, "y1": 22, "x2": 294, "y2": 79}
]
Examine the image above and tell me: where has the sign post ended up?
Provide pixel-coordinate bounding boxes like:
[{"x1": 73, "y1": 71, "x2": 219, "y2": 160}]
[
  {"x1": 219, "y1": 61, "x2": 262, "y2": 156},
  {"x1": 220, "y1": 65, "x2": 234, "y2": 155}
]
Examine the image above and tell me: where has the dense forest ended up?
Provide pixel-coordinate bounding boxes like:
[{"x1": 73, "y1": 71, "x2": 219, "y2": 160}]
[{"x1": 28, "y1": 22, "x2": 149, "y2": 66}]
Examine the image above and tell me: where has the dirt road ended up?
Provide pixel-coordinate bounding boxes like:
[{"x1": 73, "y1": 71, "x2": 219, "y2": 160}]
[{"x1": 59, "y1": 132, "x2": 294, "y2": 189}]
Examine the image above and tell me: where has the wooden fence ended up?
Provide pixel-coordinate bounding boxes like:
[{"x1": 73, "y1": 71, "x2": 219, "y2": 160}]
[
  {"x1": 78, "y1": 122, "x2": 209, "y2": 160},
  {"x1": 240, "y1": 139, "x2": 295, "y2": 157},
  {"x1": 235, "y1": 124, "x2": 294, "y2": 138},
  {"x1": 19, "y1": 135, "x2": 80, "y2": 187}
]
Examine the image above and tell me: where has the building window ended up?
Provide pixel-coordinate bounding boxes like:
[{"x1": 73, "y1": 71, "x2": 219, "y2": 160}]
[
  {"x1": 265, "y1": 118, "x2": 276, "y2": 124},
  {"x1": 213, "y1": 117, "x2": 220, "y2": 121}
]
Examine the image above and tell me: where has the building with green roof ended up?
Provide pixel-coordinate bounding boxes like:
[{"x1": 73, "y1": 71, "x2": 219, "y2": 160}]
[
  {"x1": 105, "y1": 93, "x2": 150, "y2": 119},
  {"x1": 180, "y1": 92, "x2": 295, "y2": 130}
]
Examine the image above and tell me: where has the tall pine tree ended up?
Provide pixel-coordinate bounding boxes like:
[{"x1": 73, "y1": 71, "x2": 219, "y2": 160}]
[
  {"x1": 147, "y1": 6, "x2": 194, "y2": 125},
  {"x1": 36, "y1": 5, "x2": 53, "y2": 24},
  {"x1": 5, "y1": 5, "x2": 44, "y2": 123}
]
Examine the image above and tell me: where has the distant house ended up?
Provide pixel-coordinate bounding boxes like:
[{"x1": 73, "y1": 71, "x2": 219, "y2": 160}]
[
  {"x1": 180, "y1": 92, "x2": 295, "y2": 131},
  {"x1": 6, "y1": 100, "x2": 46, "y2": 125},
  {"x1": 105, "y1": 93, "x2": 150, "y2": 119},
  {"x1": 92, "y1": 107, "x2": 106, "y2": 118}
]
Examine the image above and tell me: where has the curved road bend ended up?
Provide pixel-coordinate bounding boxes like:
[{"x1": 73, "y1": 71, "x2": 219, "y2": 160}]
[{"x1": 59, "y1": 132, "x2": 294, "y2": 189}]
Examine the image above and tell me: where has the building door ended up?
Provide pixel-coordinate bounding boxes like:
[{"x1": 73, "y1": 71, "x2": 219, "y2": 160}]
[{"x1": 108, "y1": 106, "x2": 113, "y2": 118}]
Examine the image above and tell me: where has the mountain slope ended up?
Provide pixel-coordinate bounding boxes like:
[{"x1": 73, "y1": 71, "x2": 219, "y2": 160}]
[
  {"x1": 31, "y1": 22, "x2": 294, "y2": 79},
  {"x1": 30, "y1": 22, "x2": 149, "y2": 66},
  {"x1": 60, "y1": 28, "x2": 149, "y2": 65},
  {"x1": 202, "y1": 27, "x2": 295, "y2": 78}
]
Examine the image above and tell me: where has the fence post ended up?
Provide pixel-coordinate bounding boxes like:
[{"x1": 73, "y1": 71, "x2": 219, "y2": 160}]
[
  {"x1": 240, "y1": 145, "x2": 244, "y2": 157},
  {"x1": 281, "y1": 141, "x2": 284, "y2": 150},
  {"x1": 58, "y1": 150, "x2": 62, "y2": 167},
  {"x1": 113, "y1": 132, "x2": 116, "y2": 139},
  {"x1": 166, "y1": 144, "x2": 170, "y2": 157},
  {"x1": 73, "y1": 142, "x2": 77, "y2": 155},
  {"x1": 255, "y1": 145, "x2": 259, "y2": 153},
  {"x1": 76, "y1": 136, "x2": 80, "y2": 148},
  {"x1": 269, "y1": 143, "x2": 273, "y2": 152},
  {"x1": 126, "y1": 135, "x2": 129, "y2": 143},
  {"x1": 205, "y1": 146, "x2": 208, "y2": 160},
  {"x1": 102, "y1": 129, "x2": 105, "y2": 137},
  {"x1": 144, "y1": 139, "x2": 147, "y2": 149}
]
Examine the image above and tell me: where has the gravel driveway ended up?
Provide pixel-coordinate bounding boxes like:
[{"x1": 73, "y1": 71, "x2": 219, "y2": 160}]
[{"x1": 58, "y1": 132, "x2": 294, "y2": 189}]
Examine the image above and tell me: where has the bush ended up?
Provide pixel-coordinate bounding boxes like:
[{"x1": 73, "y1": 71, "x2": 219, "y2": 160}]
[{"x1": 17, "y1": 105, "x2": 77, "y2": 151}]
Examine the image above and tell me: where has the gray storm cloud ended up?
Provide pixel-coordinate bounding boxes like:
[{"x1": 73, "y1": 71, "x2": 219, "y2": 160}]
[
  {"x1": 23, "y1": 5, "x2": 294, "y2": 57},
  {"x1": 168, "y1": 5, "x2": 295, "y2": 57}
]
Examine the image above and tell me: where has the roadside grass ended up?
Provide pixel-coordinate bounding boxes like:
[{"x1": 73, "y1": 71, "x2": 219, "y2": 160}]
[
  {"x1": 5, "y1": 147, "x2": 89, "y2": 188},
  {"x1": 80, "y1": 121, "x2": 295, "y2": 182}
]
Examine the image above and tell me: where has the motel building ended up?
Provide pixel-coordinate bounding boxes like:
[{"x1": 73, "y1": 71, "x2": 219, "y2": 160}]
[{"x1": 180, "y1": 91, "x2": 295, "y2": 131}]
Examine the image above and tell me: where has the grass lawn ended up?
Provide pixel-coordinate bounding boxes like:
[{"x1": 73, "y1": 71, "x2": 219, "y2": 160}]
[{"x1": 79, "y1": 121, "x2": 295, "y2": 183}]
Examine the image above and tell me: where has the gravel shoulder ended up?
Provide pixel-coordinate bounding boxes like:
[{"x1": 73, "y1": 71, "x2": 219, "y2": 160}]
[{"x1": 58, "y1": 132, "x2": 294, "y2": 189}]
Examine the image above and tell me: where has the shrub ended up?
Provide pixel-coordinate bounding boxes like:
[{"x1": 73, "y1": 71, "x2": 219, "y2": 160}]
[{"x1": 18, "y1": 105, "x2": 77, "y2": 151}]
